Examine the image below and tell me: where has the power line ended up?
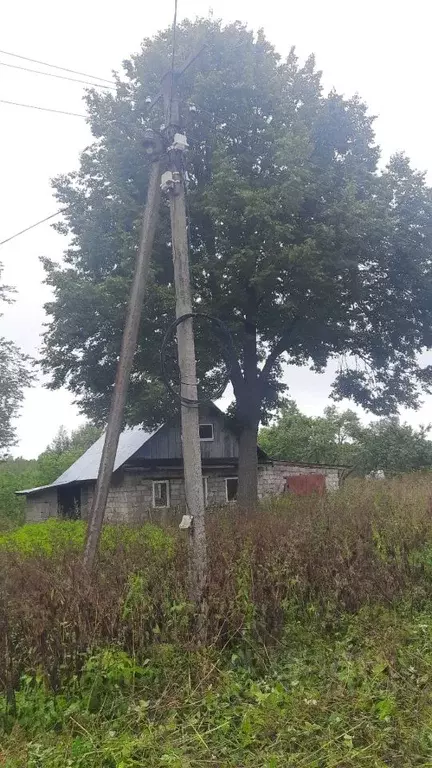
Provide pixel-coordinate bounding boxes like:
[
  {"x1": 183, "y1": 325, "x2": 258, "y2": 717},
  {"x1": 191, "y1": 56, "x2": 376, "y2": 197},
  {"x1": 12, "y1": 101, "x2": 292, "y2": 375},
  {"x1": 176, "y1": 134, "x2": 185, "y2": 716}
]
[
  {"x1": 0, "y1": 208, "x2": 69, "y2": 247},
  {"x1": 0, "y1": 98, "x2": 87, "y2": 118},
  {"x1": 0, "y1": 60, "x2": 116, "y2": 90},
  {"x1": 0, "y1": 48, "x2": 115, "y2": 86},
  {"x1": 169, "y1": 0, "x2": 178, "y2": 125}
]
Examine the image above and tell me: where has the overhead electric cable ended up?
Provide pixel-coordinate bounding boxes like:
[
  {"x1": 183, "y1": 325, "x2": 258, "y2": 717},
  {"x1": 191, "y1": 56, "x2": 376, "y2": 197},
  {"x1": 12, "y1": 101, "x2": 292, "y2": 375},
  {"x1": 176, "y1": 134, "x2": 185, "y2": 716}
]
[
  {"x1": 0, "y1": 48, "x2": 114, "y2": 85},
  {"x1": 0, "y1": 60, "x2": 116, "y2": 90},
  {"x1": 0, "y1": 98, "x2": 87, "y2": 118},
  {"x1": 0, "y1": 208, "x2": 70, "y2": 247}
]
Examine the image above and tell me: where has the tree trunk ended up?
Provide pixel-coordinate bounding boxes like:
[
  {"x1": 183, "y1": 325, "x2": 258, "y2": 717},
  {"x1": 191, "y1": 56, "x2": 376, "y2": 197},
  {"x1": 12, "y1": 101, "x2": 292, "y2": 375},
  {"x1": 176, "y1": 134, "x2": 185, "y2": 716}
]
[
  {"x1": 237, "y1": 417, "x2": 259, "y2": 510},
  {"x1": 231, "y1": 315, "x2": 297, "y2": 511},
  {"x1": 235, "y1": 309, "x2": 260, "y2": 511}
]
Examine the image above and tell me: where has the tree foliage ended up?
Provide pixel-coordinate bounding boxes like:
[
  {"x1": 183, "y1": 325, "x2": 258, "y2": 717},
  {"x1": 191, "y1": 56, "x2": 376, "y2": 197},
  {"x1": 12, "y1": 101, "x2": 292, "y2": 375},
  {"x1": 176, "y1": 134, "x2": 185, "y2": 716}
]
[
  {"x1": 41, "y1": 18, "x2": 432, "y2": 504},
  {"x1": 0, "y1": 422, "x2": 102, "y2": 529},
  {"x1": 259, "y1": 399, "x2": 361, "y2": 466},
  {"x1": 45, "y1": 423, "x2": 102, "y2": 456},
  {"x1": 355, "y1": 418, "x2": 432, "y2": 476},
  {"x1": 259, "y1": 400, "x2": 432, "y2": 476}
]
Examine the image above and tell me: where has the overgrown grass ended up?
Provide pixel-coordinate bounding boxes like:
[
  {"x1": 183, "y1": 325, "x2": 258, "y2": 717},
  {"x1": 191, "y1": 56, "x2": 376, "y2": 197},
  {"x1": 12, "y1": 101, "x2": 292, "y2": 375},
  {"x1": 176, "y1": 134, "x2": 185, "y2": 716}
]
[
  {"x1": 0, "y1": 518, "x2": 173, "y2": 557},
  {"x1": 3, "y1": 602, "x2": 432, "y2": 766},
  {"x1": 2, "y1": 475, "x2": 432, "y2": 766}
]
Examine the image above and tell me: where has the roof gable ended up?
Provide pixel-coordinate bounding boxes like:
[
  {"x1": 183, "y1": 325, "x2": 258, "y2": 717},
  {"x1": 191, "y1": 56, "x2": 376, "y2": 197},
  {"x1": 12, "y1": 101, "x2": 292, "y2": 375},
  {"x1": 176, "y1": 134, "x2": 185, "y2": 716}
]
[
  {"x1": 54, "y1": 427, "x2": 157, "y2": 485},
  {"x1": 18, "y1": 403, "x2": 269, "y2": 496}
]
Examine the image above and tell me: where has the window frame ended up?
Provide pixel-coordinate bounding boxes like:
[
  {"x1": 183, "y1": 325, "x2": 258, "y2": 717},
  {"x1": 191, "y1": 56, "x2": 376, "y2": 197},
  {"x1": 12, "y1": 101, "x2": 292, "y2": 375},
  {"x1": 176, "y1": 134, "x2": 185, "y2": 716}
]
[
  {"x1": 199, "y1": 423, "x2": 214, "y2": 442},
  {"x1": 152, "y1": 479, "x2": 170, "y2": 508},
  {"x1": 225, "y1": 476, "x2": 238, "y2": 503}
]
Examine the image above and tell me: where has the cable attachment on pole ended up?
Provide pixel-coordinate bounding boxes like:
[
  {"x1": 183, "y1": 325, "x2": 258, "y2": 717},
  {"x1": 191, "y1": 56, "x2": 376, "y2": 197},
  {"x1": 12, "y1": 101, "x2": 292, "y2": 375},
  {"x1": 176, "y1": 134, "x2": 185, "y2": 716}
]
[{"x1": 160, "y1": 312, "x2": 235, "y2": 406}]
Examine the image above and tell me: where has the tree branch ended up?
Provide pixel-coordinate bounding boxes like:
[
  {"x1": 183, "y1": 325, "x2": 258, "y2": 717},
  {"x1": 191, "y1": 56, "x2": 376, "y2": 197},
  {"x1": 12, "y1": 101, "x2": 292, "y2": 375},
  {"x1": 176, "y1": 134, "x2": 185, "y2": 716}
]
[
  {"x1": 258, "y1": 318, "x2": 298, "y2": 392},
  {"x1": 225, "y1": 343, "x2": 245, "y2": 397}
]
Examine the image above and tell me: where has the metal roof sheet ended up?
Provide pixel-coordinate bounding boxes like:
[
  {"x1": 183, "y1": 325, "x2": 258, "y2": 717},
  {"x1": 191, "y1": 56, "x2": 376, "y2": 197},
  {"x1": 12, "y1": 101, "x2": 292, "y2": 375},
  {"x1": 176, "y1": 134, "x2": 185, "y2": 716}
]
[
  {"x1": 16, "y1": 483, "x2": 58, "y2": 495},
  {"x1": 17, "y1": 403, "x2": 271, "y2": 497},
  {"x1": 17, "y1": 427, "x2": 158, "y2": 496}
]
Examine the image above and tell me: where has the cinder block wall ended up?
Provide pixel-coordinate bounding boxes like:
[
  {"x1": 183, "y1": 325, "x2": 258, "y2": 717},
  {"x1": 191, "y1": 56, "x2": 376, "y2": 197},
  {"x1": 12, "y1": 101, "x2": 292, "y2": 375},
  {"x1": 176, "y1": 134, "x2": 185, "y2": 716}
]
[
  {"x1": 258, "y1": 462, "x2": 339, "y2": 497},
  {"x1": 26, "y1": 464, "x2": 340, "y2": 524},
  {"x1": 81, "y1": 470, "x2": 231, "y2": 524},
  {"x1": 26, "y1": 489, "x2": 58, "y2": 522}
]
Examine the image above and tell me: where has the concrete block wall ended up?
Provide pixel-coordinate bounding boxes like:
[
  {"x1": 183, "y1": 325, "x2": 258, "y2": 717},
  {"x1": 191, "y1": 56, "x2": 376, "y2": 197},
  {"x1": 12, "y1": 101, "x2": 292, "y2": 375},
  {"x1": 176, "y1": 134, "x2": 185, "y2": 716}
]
[
  {"x1": 25, "y1": 463, "x2": 340, "y2": 524},
  {"x1": 81, "y1": 472, "x2": 189, "y2": 524},
  {"x1": 258, "y1": 462, "x2": 339, "y2": 497},
  {"x1": 80, "y1": 470, "x2": 232, "y2": 524},
  {"x1": 82, "y1": 481, "x2": 152, "y2": 524},
  {"x1": 26, "y1": 489, "x2": 58, "y2": 522},
  {"x1": 206, "y1": 475, "x2": 229, "y2": 506}
]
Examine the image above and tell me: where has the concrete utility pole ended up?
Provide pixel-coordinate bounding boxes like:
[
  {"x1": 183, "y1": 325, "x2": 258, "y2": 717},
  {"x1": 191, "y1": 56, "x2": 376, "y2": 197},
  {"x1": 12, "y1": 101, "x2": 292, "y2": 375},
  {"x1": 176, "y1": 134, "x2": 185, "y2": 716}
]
[
  {"x1": 161, "y1": 71, "x2": 207, "y2": 604},
  {"x1": 83, "y1": 146, "x2": 162, "y2": 572},
  {"x1": 82, "y1": 37, "x2": 208, "y2": 602}
]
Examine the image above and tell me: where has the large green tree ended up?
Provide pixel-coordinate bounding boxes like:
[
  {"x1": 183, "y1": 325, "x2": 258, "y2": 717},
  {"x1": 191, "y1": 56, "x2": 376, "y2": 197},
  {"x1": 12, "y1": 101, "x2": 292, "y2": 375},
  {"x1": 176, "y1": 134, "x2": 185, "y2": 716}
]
[
  {"x1": 259, "y1": 400, "x2": 361, "y2": 466},
  {"x1": 355, "y1": 417, "x2": 432, "y2": 476},
  {"x1": 42, "y1": 19, "x2": 432, "y2": 506}
]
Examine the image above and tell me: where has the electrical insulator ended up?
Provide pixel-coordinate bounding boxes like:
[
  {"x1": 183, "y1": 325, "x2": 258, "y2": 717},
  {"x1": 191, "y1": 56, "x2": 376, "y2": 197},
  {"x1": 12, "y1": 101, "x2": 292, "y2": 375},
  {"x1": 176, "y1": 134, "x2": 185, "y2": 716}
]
[
  {"x1": 170, "y1": 133, "x2": 189, "y2": 151},
  {"x1": 160, "y1": 171, "x2": 181, "y2": 193}
]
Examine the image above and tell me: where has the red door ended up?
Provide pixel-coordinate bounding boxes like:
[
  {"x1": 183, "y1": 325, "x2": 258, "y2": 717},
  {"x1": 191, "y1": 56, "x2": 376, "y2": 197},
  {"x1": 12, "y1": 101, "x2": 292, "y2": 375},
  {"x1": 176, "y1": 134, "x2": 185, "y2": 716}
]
[{"x1": 285, "y1": 474, "x2": 326, "y2": 495}]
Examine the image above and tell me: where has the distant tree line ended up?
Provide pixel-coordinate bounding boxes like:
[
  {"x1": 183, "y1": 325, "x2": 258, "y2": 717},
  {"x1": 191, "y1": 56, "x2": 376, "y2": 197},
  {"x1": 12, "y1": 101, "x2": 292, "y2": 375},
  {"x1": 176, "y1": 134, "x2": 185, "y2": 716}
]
[
  {"x1": 259, "y1": 400, "x2": 432, "y2": 476},
  {"x1": 0, "y1": 423, "x2": 101, "y2": 528},
  {"x1": 0, "y1": 264, "x2": 33, "y2": 458}
]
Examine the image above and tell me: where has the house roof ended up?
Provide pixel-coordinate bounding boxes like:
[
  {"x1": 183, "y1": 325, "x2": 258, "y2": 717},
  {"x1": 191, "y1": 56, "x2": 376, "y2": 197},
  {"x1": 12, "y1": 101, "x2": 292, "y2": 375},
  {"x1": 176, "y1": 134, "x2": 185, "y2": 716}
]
[
  {"x1": 17, "y1": 427, "x2": 158, "y2": 496},
  {"x1": 17, "y1": 403, "x2": 270, "y2": 497}
]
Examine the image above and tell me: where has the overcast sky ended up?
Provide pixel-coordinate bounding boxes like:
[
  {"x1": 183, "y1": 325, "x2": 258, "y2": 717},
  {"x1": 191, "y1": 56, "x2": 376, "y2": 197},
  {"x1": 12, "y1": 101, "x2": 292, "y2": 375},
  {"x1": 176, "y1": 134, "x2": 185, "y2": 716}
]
[{"x1": 1, "y1": 0, "x2": 432, "y2": 458}]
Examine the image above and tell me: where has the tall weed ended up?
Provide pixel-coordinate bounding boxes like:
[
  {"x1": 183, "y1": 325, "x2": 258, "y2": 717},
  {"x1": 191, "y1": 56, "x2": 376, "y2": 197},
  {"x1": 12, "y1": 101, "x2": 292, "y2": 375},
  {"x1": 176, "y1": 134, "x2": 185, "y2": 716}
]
[{"x1": 1, "y1": 474, "x2": 432, "y2": 694}]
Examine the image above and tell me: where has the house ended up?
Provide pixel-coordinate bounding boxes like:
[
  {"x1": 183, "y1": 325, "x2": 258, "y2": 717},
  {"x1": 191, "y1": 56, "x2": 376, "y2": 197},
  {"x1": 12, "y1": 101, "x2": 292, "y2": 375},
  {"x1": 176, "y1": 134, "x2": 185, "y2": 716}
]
[{"x1": 18, "y1": 404, "x2": 344, "y2": 523}]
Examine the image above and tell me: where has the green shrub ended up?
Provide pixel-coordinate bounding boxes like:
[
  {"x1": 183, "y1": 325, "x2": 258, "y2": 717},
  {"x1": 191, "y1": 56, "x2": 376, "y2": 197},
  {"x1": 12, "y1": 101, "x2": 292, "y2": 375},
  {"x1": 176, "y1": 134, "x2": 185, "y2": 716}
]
[
  {"x1": 0, "y1": 519, "x2": 85, "y2": 555},
  {"x1": 0, "y1": 519, "x2": 174, "y2": 557}
]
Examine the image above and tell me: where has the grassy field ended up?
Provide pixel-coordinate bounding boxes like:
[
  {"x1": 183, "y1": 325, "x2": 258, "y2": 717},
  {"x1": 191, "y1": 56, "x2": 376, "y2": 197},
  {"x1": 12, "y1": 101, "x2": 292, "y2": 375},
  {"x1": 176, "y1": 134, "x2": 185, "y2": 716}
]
[{"x1": 2, "y1": 476, "x2": 432, "y2": 766}]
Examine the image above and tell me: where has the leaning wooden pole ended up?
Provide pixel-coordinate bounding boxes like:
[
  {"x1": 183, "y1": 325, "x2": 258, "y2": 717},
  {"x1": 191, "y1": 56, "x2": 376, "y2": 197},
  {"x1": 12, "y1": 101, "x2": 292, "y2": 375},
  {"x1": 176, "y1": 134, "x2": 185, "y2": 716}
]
[{"x1": 83, "y1": 150, "x2": 161, "y2": 572}]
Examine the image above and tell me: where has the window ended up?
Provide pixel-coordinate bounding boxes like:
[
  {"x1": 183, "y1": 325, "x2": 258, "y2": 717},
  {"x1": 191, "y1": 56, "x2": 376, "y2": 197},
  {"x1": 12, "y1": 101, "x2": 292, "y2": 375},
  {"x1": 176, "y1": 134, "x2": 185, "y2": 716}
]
[
  {"x1": 225, "y1": 477, "x2": 238, "y2": 502},
  {"x1": 152, "y1": 480, "x2": 170, "y2": 508},
  {"x1": 199, "y1": 423, "x2": 214, "y2": 441},
  {"x1": 202, "y1": 477, "x2": 208, "y2": 506}
]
